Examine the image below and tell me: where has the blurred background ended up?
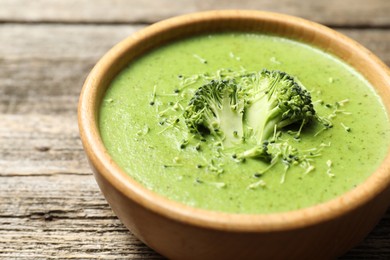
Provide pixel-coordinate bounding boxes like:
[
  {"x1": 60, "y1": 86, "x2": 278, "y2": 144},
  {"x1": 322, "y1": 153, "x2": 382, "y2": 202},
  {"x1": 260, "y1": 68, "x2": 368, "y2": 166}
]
[{"x1": 0, "y1": 0, "x2": 389, "y2": 259}]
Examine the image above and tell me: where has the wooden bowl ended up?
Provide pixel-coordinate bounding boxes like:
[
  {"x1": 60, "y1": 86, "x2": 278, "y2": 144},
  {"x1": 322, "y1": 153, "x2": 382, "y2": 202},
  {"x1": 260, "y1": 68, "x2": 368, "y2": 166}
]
[{"x1": 78, "y1": 10, "x2": 390, "y2": 259}]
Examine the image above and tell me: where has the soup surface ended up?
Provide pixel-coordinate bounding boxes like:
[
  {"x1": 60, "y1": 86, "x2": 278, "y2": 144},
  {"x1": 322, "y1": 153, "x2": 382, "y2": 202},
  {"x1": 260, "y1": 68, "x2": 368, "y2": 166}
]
[{"x1": 99, "y1": 33, "x2": 390, "y2": 213}]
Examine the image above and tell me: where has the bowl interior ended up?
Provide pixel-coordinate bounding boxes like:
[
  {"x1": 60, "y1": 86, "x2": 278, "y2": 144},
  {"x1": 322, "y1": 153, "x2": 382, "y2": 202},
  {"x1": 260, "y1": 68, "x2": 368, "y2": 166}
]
[{"x1": 79, "y1": 10, "x2": 390, "y2": 231}]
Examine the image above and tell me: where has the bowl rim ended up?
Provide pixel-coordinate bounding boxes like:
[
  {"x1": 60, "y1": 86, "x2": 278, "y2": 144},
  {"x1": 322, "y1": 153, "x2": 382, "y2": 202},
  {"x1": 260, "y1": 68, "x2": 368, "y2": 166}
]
[{"x1": 78, "y1": 10, "x2": 390, "y2": 232}]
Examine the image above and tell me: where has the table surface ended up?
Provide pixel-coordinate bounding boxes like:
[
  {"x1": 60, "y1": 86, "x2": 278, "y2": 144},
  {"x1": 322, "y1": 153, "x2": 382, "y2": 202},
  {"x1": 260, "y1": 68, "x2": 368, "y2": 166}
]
[{"x1": 1, "y1": 0, "x2": 389, "y2": 259}]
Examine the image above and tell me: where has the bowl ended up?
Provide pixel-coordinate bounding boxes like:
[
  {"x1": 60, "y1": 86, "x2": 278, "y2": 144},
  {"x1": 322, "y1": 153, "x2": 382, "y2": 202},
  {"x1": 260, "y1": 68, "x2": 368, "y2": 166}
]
[{"x1": 78, "y1": 10, "x2": 390, "y2": 259}]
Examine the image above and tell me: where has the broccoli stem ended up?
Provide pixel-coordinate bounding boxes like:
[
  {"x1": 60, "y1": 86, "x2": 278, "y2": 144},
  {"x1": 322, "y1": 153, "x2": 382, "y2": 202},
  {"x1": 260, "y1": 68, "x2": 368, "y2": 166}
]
[{"x1": 236, "y1": 144, "x2": 271, "y2": 161}]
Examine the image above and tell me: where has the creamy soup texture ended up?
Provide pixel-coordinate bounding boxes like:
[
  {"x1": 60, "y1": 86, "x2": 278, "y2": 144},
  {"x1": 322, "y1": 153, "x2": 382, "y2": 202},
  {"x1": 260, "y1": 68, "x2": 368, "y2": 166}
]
[{"x1": 99, "y1": 33, "x2": 390, "y2": 213}]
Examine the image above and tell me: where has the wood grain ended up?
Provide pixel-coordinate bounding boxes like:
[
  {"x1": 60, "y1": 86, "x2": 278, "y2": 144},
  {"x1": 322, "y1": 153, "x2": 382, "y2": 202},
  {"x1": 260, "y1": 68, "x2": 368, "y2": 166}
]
[
  {"x1": 0, "y1": 175, "x2": 164, "y2": 259},
  {"x1": 0, "y1": 174, "x2": 388, "y2": 259},
  {"x1": 0, "y1": 0, "x2": 389, "y2": 27},
  {"x1": 0, "y1": 11, "x2": 389, "y2": 260}
]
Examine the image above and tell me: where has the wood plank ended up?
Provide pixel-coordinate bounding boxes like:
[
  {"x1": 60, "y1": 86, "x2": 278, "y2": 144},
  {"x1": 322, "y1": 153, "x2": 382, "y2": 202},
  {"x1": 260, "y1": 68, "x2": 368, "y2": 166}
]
[
  {"x1": 0, "y1": 175, "x2": 164, "y2": 259},
  {"x1": 0, "y1": 24, "x2": 144, "y2": 115},
  {"x1": 0, "y1": 174, "x2": 388, "y2": 259},
  {"x1": 1, "y1": 26, "x2": 388, "y2": 67},
  {"x1": 0, "y1": 24, "x2": 144, "y2": 59},
  {"x1": 0, "y1": 0, "x2": 389, "y2": 27},
  {"x1": 0, "y1": 25, "x2": 388, "y2": 64},
  {"x1": 0, "y1": 114, "x2": 89, "y2": 175}
]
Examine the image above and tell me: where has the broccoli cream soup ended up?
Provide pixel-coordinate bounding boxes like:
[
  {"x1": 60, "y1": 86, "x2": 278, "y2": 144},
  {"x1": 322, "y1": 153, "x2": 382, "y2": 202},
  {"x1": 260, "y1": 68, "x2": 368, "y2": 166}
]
[{"x1": 99, "y1": 33, "x2": 390, "y2": 214}]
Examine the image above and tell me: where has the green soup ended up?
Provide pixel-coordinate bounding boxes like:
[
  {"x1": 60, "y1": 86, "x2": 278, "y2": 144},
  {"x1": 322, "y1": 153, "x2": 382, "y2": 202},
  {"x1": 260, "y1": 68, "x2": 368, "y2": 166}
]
[{"x1": 99, "y1": 33, "x2": 390, "y2": 214}]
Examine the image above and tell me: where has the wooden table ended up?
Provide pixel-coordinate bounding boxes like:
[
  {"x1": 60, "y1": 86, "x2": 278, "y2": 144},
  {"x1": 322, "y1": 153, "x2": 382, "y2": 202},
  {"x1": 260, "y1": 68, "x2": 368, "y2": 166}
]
[{"x1": 1, "y1": 1, "x2": 389, "y2": 258}]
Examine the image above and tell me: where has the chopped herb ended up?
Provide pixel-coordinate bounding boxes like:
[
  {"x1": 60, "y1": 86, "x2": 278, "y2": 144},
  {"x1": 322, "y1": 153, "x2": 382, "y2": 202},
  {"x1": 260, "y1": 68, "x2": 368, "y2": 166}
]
[
  {"x1": 340, "y1": 122, "x2": 351, "y2": 132},
  {"x1": 193, "y1": 54, "x2": 208, "y2": 64},
  {"x1": 253, "y1": 172, "x2": 262, "y2": 178},
  {"x1": 326, "y1": 160, "x2": 335, "y2": 177},
  {"x1": 150, "y1": 85, "x2": 157, "y2": 104},
  {"x1": 247, "y1": 180, "x2": 266, "y2": 190}
]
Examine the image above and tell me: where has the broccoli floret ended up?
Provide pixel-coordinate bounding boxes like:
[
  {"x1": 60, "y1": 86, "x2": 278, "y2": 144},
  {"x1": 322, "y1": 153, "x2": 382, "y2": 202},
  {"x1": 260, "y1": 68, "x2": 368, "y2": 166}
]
[
  {"x1": 183, "y1": 69, "x2": 316, "y2": 160},
  {"x1": 183, "y1": 79, "x2": 245, "y2": 145},
  {"x1": 241, "y1": 70, "x2": 315, "y2": 143}
]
